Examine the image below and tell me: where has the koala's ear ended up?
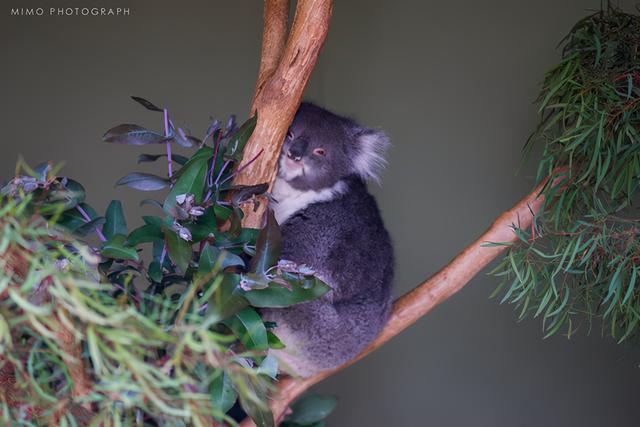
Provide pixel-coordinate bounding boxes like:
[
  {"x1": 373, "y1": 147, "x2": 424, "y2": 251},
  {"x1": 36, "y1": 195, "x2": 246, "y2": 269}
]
[{"x1": 354, "y1": 128, "x2": 390, "y2": 184}]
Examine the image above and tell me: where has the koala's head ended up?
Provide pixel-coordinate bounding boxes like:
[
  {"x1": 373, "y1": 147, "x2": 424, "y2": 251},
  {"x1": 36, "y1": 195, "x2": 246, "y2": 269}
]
[{"x1": 278, "y1": 102, "x2": 390, "y2": 191}]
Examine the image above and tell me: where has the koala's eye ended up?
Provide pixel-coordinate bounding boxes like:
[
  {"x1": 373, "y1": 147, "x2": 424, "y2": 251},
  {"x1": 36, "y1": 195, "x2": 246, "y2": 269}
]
[
  {"x1": 313, "y1": 148, "x2": 326, "y2": 156},
  {"x1": 287, "y1": 130, "x2": 294, "y2": 140}
]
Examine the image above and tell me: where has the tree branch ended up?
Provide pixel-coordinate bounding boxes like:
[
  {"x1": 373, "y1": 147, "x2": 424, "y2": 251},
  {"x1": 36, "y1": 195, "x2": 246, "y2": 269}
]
[
  {"x1": 252, "y1": 0, "x2": 290, "y2": 109},
  {"x1": 56, "y1": 318, "x2": 92, "y2": 402},
  {"x1": 233, "y1": 0, "x2": 333, "y2": 228},
  {"x1": 240, "y1": 174, "x2": 564, "y2": 426}
]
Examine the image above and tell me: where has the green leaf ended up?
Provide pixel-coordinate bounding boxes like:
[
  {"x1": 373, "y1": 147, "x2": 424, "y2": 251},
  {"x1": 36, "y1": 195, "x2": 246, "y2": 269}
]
[
  {"x1": 257, "y1": 355, "x2": 278, "y2": 379},
  {"x1": 148, "y1": 260, "x2": 162, "y2": 282},
  {"x1": 225, "y1": 114, "x2": 258, "y2": 161},
  {"x1": 199, "y1": 244, "x2": 245, "y2": 277},
  {"x1": 187, "y1": 210, "x2": 218, "y2": 242},
  {"x1": 102, "y1": 200, "x2": 127, "y2": 240},
  {"x1": 101, "y1": 234, "x2": 139, "y2": 261},
  {"x1": 267, "y1": 331, "x2": 285, "y2": 349},
  {"x1": 137, "y1": 153, "x2": 189, "y2": 165},
  {"x1": 209, "y1": 372, "x2": 238, "y2": 416},
  {"x1": 223, "y1": 307, "x2": 267, "y2": 351},
  {"x1": 214, "y1": 204, "x2": 233, "y2": 221},
  {"x1": 164, "y1": 228, "x2": 192, "y2": 272},
  {"x1": 239, "y1": 381, "x2": 274, "y2": 427},
  {"x1": 41, "y1": 179, "x2": 86, "y2": 212},
  {"x1": 142, "y1": 215, "x2": 163, "y2": 227},
  {"x1": 163, "y1": 155, "x2": 209, "y2": 215},
  {"x1": 284, "y1": 395, "x2": 337, "y2": 425},
  {"x1": 207, "y1": 274, "x2": 249, "y2": 321},
  {"x1": 127, "y1": 223, "x2": 163, "y2": 246},
  {"x1": 56, "y1": 202, "x2": 97, "y2": 231},
  {"x1": 250, "y1": 209, "x2": 282, "y2": 274},
  {"x1": 74, "y1": 216, "x2": 106, "y2": 237},
  {"x1": 245, "y1": 276, "x2": 331, "y2": 308}
]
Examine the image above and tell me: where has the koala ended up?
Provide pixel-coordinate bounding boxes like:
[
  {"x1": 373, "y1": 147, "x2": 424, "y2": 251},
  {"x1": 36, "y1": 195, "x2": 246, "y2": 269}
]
[{"x1": 261, "y1": 102, "x2": 394, "y2": 377}]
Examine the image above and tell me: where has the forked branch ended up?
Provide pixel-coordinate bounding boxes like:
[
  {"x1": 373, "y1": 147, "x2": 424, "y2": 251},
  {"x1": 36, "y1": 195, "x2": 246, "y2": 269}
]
[{"x1": 233, "y1": 0, "x2": 334, "y2": 228}]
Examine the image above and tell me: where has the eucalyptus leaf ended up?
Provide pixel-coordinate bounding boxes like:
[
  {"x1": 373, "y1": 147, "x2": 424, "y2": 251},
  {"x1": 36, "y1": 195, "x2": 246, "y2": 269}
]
[
  {"x1": 41, "y1": 178, "x2": 86, "y2": 212},
  {"x1": 223, "y1": 307, "x2": 268, "y2": 351},
  {"x1": 284, "y1": 395, "x2": 337, "y2": 426},
  {"x1": 225, "y1": 114, "x2": 258, "y2": 161},
  {"x1": 130, "y1": 95, "x2": 163, "y2": 112},
  {"x1": 207, "y1": 274, "x2": 249, "y2": 321},
  {"x1": 209, "y1": 372, "x2": 238, "y2": 416},
  {"x1": 137, "y1": 153, "x2": 189, "y2": 165},
  {"x1": 101, "y1": 234, "x2": 139, "y2": 261},
  {"x1": 116, "y1": 173, "x2": 170, "y2": 191},
  {"x1": 74, "y1": 217, "x2": 106, "y2": 237},
  {"x1": 127, "y1": 223, "x2": 163, "y2": 246},
  {"x1": 102, "y1": 200, "x2": 127, "y2": 240},
  {"x1": 244, "y1": 277, "x2": 331, "y2": 308},
  {"x1": 163, "y1": 153, "x2": 209, "y2": 215},
  {"x1": 250, "y1": 209, "x2": 282, "y2": 275},
  {"x1": 103, "y1": 124, "x2": 169, "y2": 145},
  {"x1": 164, "y1": 228, "x2": 192, "y2": 272}
]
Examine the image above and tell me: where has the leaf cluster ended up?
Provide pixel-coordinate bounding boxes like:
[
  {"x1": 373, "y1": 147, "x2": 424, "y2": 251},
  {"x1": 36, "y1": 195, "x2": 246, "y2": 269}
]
[
  {"x1": 493, "y1": 6, "x2": 640, "y2": 344},
  {"x1": 0, "y1": 97, "x2": 331, "y2": 426}
]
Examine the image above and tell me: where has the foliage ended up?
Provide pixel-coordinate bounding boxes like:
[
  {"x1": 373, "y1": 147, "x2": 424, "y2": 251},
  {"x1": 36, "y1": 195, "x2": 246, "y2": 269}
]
[
  {"x1": 493, "y1": 6, "x2": 640, "y2": 343},
  {"x1": 281, "y1": 395, "x2": 337, "y2": 427},
  {"x1": 0, "y1": 97, "x2": 331, "y2": 426}
]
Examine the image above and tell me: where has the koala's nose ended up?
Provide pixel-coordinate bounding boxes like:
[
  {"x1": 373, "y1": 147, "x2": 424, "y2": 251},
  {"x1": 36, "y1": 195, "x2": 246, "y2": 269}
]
[{"x1": 287, "y1": 139, "x2": 308, "y2": 162}]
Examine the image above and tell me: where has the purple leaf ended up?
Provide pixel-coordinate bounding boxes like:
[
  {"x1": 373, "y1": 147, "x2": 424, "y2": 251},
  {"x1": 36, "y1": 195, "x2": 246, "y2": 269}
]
[
  {"x1": 140, "y1": 199, "x2": 164, "y2": 209},
  {"x1": 137, "y1": 153, "x2": 189, "y2": 165},
  {"x1": 116, "y1": 173, "x2": 170, "y2": 191},
  {"x1": 174, "y1": 128, "x2": 202, "y2": 148},
  {"x1": 131, "y1": 96, "x2": 163, "y2": 112},
  {"x1": 103, "y1": 124, "x2": 169, "y2": 145}
]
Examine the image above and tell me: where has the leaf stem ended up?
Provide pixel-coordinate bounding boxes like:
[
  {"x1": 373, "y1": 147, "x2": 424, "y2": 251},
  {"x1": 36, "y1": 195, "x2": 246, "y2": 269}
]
[
  {"x1": 220, "y1": 149, "x2": 265, "y2": 186},
  {"x1": 75, "y1": 205, "x2": 106, "y2": 242},
  {"x1": 214, "y1": 160, "x2": 232, "y2": 186},
  {"x1": 163, "y1": 108, "x2": 173, "y2": 179}
]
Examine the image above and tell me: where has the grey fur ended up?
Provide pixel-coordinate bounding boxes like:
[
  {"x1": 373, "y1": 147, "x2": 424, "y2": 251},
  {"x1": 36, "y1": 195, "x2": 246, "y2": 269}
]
[{"x1": 262, "y1": 102, "x2": 394, "y2": 377}]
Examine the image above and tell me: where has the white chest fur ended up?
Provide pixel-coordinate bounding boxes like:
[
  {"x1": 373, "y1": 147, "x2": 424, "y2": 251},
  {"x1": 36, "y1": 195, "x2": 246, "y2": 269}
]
[{"x1": 272, "y1": 178, "x2": 347, "y2": 224}]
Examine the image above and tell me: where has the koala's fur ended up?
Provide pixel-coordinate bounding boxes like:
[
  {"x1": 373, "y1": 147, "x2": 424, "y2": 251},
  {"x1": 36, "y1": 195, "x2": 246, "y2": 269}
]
[{"x1": 261, "y1": 102, "x2": 394, "y2": 377}]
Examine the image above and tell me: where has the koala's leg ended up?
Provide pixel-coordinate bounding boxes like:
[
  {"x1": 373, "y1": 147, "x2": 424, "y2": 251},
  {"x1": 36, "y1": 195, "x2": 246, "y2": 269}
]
[{"x1": 260, "y1": 297, "x2": 388, "y2": 377}]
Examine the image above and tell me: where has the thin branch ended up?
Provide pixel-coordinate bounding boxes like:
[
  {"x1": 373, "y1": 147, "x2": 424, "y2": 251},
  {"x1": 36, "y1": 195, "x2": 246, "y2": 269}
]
[
  {"x1": 234, "y1": 0, "x2": 333, "y2": 228},
  {"x1": 239, "y1": 174, "x2": 565, "y2": 426},
  {"x1": 252, "y1": 0, "x2": 291, "y2": 108},
  {"x1": 75, "y1": 205, "x2": 106, "y2": 242}
]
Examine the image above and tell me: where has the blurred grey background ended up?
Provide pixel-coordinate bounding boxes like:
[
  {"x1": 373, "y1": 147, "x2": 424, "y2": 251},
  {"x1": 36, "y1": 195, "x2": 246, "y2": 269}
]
[{"x1": 2, "y1": 1, "x2": 639, "y2": 425}]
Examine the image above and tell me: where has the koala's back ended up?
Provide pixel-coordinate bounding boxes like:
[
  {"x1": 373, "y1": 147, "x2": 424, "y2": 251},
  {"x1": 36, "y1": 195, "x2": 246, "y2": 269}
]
[
  {"x1": 281, "y1": 175, "x2": 393, "y2": 303},
  {"x1": 262, "y1": 176, "x2": 394, "y2": 376}
]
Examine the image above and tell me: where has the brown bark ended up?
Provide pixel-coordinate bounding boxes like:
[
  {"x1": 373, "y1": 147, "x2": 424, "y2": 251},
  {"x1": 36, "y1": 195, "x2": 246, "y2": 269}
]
[
  {"x1": 233, "y1": 0, "x2": 333, "y2": 229},
  {"x1": 252, "y1": 0, "x2": 291, "y2": 108},
  {"x1": 239, "y1": 174, "x2": 562, "y2": 426},
  {"x1": 56, "y1": 319, "x2": 92, "y2": 401}
]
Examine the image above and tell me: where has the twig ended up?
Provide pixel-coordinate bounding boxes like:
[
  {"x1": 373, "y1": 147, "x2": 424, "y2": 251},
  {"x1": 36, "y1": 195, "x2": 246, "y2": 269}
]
[{"x1": 75, "y1": 205, "x2": 106, "y2": 242}]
